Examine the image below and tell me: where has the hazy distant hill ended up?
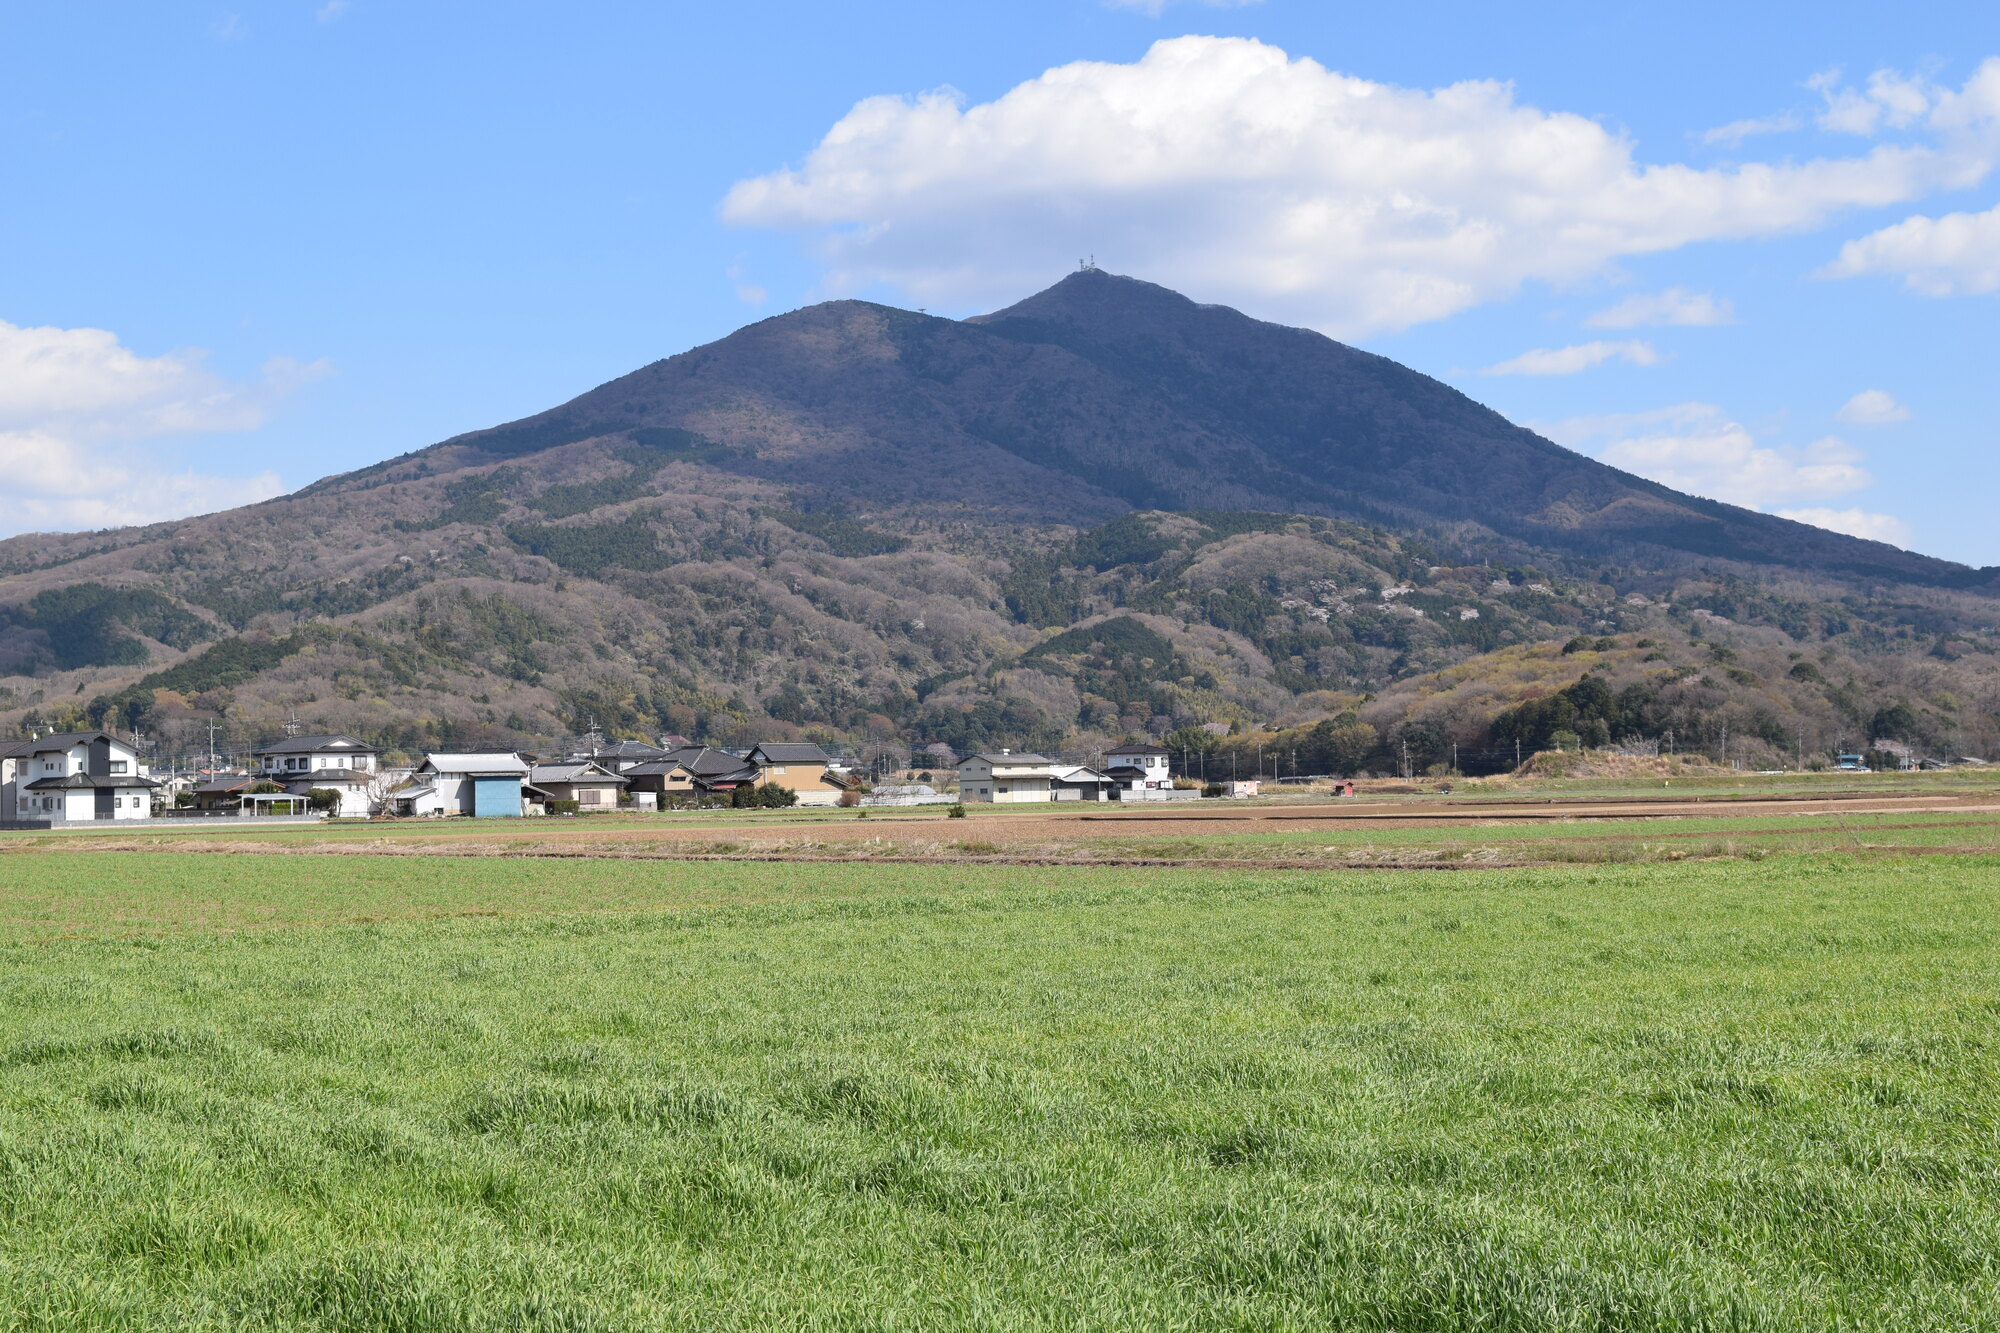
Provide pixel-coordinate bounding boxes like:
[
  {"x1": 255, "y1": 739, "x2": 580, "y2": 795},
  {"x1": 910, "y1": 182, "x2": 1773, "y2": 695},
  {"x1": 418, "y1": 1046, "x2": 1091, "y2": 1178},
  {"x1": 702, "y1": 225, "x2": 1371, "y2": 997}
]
[{"x1": 2, "y1": 271, "x2": 1996, "y2": 768}]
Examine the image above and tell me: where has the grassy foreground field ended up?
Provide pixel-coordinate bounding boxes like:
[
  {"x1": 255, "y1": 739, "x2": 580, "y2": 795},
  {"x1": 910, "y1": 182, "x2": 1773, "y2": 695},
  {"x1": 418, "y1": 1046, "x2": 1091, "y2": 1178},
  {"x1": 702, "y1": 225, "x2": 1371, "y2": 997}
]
[{"x1": 3, "y1": 852, "x2": 1999, "y2": 1329}]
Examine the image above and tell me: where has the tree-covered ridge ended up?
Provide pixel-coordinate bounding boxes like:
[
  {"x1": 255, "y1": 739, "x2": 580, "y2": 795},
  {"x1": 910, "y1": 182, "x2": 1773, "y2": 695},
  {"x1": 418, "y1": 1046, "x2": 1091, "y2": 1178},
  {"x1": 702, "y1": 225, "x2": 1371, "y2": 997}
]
[
  {"x1": 0, "y1": 584, "x2": 212, "y2": 673},
  {"x1": 0, "y1": 273, "x2": 1996, "y2": 766}
]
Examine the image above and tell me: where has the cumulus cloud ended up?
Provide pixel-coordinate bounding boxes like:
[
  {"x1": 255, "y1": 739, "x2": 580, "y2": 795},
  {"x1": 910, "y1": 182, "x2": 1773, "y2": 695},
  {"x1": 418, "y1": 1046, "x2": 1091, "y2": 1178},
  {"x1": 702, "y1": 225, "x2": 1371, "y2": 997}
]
[
  {"x1": 0, "y1": 318, "x2": 324, "y2": 537},
  {"x1": 724, "y1": 39, "x2": 2000, "y2": 335},
  {"x1": 1820, "y1": 200, "x2": 2000, "y2": 296},
  {"x1": 1773, "y1": 507, "x2": 1912, "y2": 547},
  {"x1": 1836, "y1": 389, "x2": 1911, "y2": 425},
  {"x1": 1585, "y1": 287, "x2": 1735, "y2": 328},
  {"x1": 1481, "y1": 340, "x2": 1660, "y2": 376},
  {"x1": 1542, "y1": 404, "x2": 1881, "y2": 510}
]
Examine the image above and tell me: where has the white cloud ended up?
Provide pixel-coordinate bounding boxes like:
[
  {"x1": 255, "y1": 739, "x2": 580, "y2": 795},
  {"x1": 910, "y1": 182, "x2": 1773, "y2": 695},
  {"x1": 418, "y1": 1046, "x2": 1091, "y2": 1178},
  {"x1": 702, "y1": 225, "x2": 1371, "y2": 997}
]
[
  {"x1": 1481, "y1": 340, "x2": 1660, "y2": 376},
  {"x1": 1811, "y1": 68, "x2": 1937, "y2": 136},
  {"x1": 317, "y1": 0, "x2": 350, "y2": 21},
  {"x1": 0, "y1": 319, "x2": 325, "y2": 537},
  {"x1": 1772, "y1": 507, "x2": 1913, "y2": 547},
  {"x1": 1836, "y1": 389, "x2": 1911, "y2": 425},
  {"x1": 1700, "y1": 112, "x2": 1802, "y2": 146},
  {"x1": 724, "y1": 40, "x2": 2000, "y2": 336},
  {"x1": 1542, "y1": 404, "x2": 1877, "y2": 509},
  {"x1": 1820, "y1": 200, "x2": 2000, "y2": 296},
  {"x1": 1585, "y1": 286, "x2": 1735, "y2": 328}
]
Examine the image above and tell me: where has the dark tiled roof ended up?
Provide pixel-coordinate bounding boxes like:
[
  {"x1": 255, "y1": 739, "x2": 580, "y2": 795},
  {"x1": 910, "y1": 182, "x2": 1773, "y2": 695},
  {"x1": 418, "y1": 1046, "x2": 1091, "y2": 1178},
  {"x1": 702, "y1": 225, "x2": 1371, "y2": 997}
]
[
  {"x1": 1105, "y1": 765, "x2": 1148, "y2": 778},
  {"x1": 293, "y1": 769, "x2": 373, "y2": 783},
  {"x1": 962, "y1": 752, "x2": 1053, "y2": 766},
  {"x1": 25, "y1": 773, "x2": 161, "y2": 790},
  {"x1": 255, "y1": 734, "x2": 382, "y2": 756},
  {"x1": 1107, "y1": 744, "x2": 1169, "y2": 755},
  {"x1": 619, "y1": 759, "x2": 685, "y2": 777},
  {"x1": 675, "y1": 747, "x2": 763, "y2": 779},
  {"x1": 749, "y1": 742, "x2": 830, "y2": 764}
]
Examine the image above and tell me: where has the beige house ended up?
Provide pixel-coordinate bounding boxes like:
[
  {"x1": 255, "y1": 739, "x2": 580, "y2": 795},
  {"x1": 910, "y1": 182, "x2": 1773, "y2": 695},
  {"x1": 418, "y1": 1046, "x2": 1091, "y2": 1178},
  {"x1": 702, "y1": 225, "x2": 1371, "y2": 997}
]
[
  {"x1": 955, "y1": 751, "x2": 1054, "y2": 803},
  {"x1": 746, "y1": 742, "x2": 848, "y2": 807}
]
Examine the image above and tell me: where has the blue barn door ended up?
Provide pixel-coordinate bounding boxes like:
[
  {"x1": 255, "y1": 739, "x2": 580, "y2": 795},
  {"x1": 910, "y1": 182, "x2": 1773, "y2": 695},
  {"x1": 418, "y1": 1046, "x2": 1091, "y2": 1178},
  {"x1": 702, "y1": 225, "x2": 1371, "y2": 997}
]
[{"x1": 472, "y1": 777, "x2": 520, "y2": 818}]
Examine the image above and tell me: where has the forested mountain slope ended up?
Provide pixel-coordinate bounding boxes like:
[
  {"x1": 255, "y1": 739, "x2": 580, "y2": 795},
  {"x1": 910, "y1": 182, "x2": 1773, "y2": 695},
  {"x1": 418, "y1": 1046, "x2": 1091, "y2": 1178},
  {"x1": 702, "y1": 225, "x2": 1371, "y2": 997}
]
[{"x1": 2, "y1": 272, "x2": 1995, "y2": 768}]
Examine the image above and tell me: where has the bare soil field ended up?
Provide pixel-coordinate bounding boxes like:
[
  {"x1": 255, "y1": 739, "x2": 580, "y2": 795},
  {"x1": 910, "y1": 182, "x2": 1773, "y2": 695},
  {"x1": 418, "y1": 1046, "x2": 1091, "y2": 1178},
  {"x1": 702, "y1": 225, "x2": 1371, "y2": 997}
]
[{"x1": 13, "y1": 787, "x2": 2000, "y2": 867}]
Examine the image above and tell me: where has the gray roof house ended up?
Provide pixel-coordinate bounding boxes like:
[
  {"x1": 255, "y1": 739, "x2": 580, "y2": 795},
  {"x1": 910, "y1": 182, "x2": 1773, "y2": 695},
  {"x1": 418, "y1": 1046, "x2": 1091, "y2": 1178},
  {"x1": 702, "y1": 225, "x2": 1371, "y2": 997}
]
[{"x1": 528, "y1": 760, "x2": 628, "y2": 812}]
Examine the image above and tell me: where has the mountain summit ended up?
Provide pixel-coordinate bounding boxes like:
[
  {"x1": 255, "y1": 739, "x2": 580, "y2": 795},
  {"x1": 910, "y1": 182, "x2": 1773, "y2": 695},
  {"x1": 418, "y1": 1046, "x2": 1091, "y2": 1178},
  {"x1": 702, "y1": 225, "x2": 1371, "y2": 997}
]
[
  {"x1": 1, "y1": 272, "x2": 1994, "y2": 761},
  {"x1": 343, "y1": 268, "x2": 1973, "y2": 586}
]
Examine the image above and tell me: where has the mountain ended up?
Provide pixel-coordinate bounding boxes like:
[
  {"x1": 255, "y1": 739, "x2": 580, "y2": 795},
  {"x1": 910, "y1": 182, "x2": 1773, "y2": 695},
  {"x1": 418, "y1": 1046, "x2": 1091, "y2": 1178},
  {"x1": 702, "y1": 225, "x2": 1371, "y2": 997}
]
[{"x1": 2, "y1": 271, "x2": 1997, "y2": 769}]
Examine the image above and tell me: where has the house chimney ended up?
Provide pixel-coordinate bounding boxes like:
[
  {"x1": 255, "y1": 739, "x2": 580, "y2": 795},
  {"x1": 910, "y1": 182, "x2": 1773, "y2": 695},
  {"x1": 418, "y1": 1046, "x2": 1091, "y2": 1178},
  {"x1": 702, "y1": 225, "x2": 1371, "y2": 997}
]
[{"x1": 1001, "y1": 748, "x2": 1010, "y2": 755}]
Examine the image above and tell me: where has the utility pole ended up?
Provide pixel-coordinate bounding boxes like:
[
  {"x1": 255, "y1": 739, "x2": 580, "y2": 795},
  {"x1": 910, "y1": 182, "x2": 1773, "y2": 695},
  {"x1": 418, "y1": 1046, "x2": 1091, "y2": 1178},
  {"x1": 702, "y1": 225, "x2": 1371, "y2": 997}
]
[{"x1": 1401, "y1": 739, "x2": 1411, "y2": 781}]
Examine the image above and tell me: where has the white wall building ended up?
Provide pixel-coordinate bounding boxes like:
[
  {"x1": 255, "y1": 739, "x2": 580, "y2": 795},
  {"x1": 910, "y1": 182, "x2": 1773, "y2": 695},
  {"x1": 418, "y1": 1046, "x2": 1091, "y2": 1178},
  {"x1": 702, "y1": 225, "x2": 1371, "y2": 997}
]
[
  {"x1": 1, "y1": 731, "x2": 159, "y2": 824},
  {"x1": 1104, "y1": 744, "x2": 1174, "y2": 797},
  {"x1": 394, "y1": 753, "x2": 533, "y2": 817},
  {"x1": 253, "y1": 733, "x2": 385, "y2": 817}
]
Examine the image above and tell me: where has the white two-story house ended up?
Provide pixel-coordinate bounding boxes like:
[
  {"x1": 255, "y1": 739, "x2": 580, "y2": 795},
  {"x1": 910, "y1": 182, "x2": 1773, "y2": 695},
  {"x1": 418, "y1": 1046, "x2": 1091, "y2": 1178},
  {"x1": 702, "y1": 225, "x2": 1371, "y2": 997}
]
[
  {"x1": 253, "y1": 733, "x2": 385, "y2": 817},
  {"x1": 1, "y1": 731, "x2": 159, "y2": 824},
  {"x1": 1104, "y1": 743, "x2": 1174, "y2": 797}
]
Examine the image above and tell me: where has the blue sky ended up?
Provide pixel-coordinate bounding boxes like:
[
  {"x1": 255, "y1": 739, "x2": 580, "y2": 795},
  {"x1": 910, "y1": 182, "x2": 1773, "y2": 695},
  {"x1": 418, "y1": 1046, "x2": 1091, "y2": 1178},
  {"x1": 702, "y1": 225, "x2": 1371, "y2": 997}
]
[{"x1": 3, "y1": 1, "x2": 1996, "y2": 563}]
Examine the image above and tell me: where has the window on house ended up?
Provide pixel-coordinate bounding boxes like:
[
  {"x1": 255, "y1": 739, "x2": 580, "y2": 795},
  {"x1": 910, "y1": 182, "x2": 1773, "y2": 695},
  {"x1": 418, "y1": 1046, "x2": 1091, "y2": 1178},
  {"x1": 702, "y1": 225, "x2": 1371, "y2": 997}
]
[
  {"x1": 580, "y1": 790, "x2": 602, "y2": 804},
  {"x1": 109, "y1": 761, "x2": 128, "y2": 774}
]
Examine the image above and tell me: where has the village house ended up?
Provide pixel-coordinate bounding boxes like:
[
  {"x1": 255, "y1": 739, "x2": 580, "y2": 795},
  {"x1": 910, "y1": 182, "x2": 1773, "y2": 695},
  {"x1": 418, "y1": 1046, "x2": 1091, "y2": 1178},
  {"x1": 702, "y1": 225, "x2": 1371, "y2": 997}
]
[
  {"x1": 956, "y1": 750, "x2": 1055, "y2": 803},
  {"x1": 528, "y1": 759, "x2": 628, "y2": 812},
  {"x1": 253, "y1": 733, "x2": 384, "y2": 817},
  {"x1": 620, "y1": 746, "x2": 762, "y2": 804},
  {"x1": 394, "y1": 752, "x2": 534, "y2": 817},
  {"x1": 744, "y1": 741, "x2": 848, "y2": 807},
  {"x1": 1048, "y1": 763, "x2": 1117, "y2": 801},
  {"x1": 0, "y1": 731, "x2": 160, "y2": 825},
  {"x1": 190, "y1": 773, "x2": 262, "y2": 812},
  {"x1": 1104, "y1": 743, "x2": 1175, "y2": 797}
]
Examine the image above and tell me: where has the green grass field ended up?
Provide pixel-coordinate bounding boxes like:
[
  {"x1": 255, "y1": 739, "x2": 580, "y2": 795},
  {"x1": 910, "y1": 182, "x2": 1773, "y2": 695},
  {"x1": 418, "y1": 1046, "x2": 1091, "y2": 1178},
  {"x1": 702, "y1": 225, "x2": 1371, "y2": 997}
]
[{"x1": 4, "y1": 850, "x2": 1999, "y2": 1329}]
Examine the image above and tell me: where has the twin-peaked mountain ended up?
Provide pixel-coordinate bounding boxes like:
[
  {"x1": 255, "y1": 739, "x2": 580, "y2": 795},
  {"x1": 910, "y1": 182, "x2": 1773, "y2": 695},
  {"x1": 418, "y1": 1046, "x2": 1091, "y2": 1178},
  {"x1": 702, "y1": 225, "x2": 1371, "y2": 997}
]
[{"x1": 1, "y1": 271, "x2": 1995, "y2": 763}]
